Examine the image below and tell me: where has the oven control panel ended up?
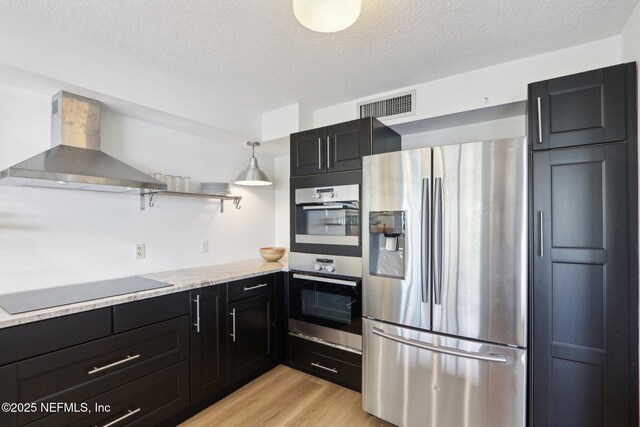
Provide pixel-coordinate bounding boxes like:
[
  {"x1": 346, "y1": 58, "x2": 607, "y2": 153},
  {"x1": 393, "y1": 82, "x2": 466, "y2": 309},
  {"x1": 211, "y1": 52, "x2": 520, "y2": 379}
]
[
  {"x1": 314, "y1": 258, "x2": 336, "y2": 273},
  {"x1": 295, "y1": 184, "x2": 359, "y2": 205},
  {"x1": 311, "y1": 189, "x2": 335, "y2": 200},
  {"x1": 289, "y1": 252, "x2": 362, "y2": 278}
]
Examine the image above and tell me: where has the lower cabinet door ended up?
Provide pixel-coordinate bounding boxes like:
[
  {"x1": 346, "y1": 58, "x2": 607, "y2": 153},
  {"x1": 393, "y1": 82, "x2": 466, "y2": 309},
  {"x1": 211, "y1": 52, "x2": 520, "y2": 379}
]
[
  {"x1": 190, "y1": 286, "x2": 227, "y2": 404},
  {"x1": 227, "y1": 293, "x2": 275, "y2": 382},
  {"x1": 532, "y1": 144, "x2": 630, "y2": 426},
  {"x1": 0, "y1": 364, "x2": 17, "y2": 427},
  {"x1": 25, "y1": 361, "x2": 189, "y2": 427}
]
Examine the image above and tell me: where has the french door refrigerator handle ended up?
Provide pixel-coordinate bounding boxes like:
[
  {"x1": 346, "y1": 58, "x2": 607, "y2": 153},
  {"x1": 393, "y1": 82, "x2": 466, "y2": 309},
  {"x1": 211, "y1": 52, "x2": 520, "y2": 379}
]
[
  {"x1": 421, "y1": 178, "x2": 431, "y2": 303},
  {"x1": 433, "y1": 177, "x2": 443, "y2": 305},
  {"x1": 371, "y1": 327, "x2": 507, "y2": 364}
]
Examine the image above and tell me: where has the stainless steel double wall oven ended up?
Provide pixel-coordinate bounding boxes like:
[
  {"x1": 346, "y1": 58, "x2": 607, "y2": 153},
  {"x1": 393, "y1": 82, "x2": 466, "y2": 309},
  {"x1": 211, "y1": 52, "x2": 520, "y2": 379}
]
[{"x1": 289, "y1": 170, "x2": 363, "y2": 351}]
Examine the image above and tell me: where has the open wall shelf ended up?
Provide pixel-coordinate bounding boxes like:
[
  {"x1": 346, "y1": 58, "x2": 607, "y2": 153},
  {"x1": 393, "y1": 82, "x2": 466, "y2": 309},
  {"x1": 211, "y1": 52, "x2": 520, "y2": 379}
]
[{"x1": 140, "y1": 191, "x2": 242, "y2": 213}]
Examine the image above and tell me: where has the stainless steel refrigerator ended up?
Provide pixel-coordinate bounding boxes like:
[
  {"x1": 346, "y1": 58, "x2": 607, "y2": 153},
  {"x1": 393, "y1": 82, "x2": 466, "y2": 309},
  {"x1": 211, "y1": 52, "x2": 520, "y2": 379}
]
[{"x1": 362, "y1": 138, "x2": 528, "y2": 427}]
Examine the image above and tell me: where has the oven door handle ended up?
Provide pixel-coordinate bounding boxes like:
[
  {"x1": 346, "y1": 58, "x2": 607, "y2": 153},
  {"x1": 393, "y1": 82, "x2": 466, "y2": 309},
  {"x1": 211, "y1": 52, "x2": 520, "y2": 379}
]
[
  {"x1": 302, "y1": 204, "x2": 355, "y2": 210},
  {"x1": 292, "y1": 273, "x2": 358, "y2": 287}
]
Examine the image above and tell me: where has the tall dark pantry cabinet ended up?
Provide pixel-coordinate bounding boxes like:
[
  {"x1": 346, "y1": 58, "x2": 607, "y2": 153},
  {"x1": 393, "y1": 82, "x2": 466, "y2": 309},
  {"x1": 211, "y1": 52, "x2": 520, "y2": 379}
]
[{"x1": 529, "y1": 63, "x2": 638, "y2": 427}]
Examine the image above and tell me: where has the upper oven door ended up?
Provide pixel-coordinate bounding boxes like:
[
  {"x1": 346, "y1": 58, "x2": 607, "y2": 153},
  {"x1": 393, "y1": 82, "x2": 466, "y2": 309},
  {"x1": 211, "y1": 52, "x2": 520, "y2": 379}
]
[
  {"x1": 289, "y1": 273, "x2": 362, "y2": 335},
  {"x1": 290, "y1": 170, "x2": 362, "y2": 257},
  {"x1": 296, "y1": 204, "x2": 359, "y2": 246}
]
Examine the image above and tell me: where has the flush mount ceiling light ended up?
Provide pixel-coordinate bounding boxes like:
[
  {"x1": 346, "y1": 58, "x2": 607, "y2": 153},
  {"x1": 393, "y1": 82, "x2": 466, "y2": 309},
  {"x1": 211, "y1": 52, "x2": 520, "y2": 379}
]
[
  {"x1": 235, "y1": 141, "x2": 272, "y2": 186},
  {"x1": 293, "y1": 0, "x2": 362, "y2": 33}
]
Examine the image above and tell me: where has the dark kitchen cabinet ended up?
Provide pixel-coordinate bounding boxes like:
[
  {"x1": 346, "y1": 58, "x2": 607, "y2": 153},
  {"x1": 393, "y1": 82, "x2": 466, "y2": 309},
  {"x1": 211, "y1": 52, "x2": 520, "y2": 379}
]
[
  {"x1": 529, "y1": 64, "x2": 626, "y2": 150},
  {"x1": 227, "y1": 292, "x2": 276, "y2": 383},
  {"x1": 290, "y1": 117, "x2": 400, "y2": 177},
  {"x1": 290, "y1": 126, "x2": 327, "y2": 176},
  {"x1": 0, "y1": 364, "x2": 17, "y2": 427},
  {"x1": 287, "y1": 335, "x2": 362, "y2": 392},
  {"x1": 532, "y1": 144, "x2": 631, "y2": 427},
  {"x1": 190, "y1": 286, "x2": 227, "y2": 405},
  {"x1": 16, "y1": 317, "x2": 189, "y2": 426},
  {"x1": 27, "y1": 361, "x2": 190, "y2": 427}
]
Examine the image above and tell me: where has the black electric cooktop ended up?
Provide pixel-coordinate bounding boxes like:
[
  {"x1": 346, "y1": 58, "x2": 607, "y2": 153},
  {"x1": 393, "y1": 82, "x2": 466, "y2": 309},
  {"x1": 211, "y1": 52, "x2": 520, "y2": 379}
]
[{"x1": 0, "y1": 276, "x2": 171, "y2": 314}]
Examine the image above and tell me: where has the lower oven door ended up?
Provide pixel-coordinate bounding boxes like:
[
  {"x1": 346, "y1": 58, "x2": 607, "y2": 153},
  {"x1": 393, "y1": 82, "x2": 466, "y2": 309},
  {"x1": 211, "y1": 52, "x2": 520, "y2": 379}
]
[{"x1": 289, "y1": 273, "x2": 362, "y2": 336}]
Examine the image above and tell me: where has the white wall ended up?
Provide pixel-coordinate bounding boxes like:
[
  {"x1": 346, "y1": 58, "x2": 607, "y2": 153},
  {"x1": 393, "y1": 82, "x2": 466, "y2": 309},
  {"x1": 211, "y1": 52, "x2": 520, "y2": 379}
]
[
  {"x1": 273, "y1": 155, "x2": 290, "y2": 249},
  {"x1": 0, "y1": 7, "x2": 260, "y2": 141},
  {"x1": 313, "y1": 37, "x2": 622, "y2": 128},
  {"x1": 401, "y1": 116, "x2": 526, "y2": 150},
  {"x1": 0, "y1": 85, "x2": 275, "y2": 294},
  {"x1": 262, "y1": 104, "x2": 299, "y2": 142}
]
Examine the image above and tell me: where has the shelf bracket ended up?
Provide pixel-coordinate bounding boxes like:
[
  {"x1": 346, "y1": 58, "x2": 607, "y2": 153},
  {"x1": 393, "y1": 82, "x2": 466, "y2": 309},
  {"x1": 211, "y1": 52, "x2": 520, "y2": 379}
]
[
  {"x1": 139, "y1": 191, "x2": 146, "y2": 211},
  {"x1": 220, "y1": 199, "x2": 224, "y2": 213},
  {"x1": 140, "y1": 191, "x2": 156, "y2": 211}
]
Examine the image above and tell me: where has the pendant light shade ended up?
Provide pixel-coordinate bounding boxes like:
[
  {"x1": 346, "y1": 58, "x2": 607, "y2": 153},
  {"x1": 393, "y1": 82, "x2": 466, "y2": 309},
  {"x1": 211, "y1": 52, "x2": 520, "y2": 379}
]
[
  {"x1": 293, "y1": 0, "x2": 361, "y2": 33},
  {"x1": 235, "y1": 142, "x2": 272, "y2": 186}
]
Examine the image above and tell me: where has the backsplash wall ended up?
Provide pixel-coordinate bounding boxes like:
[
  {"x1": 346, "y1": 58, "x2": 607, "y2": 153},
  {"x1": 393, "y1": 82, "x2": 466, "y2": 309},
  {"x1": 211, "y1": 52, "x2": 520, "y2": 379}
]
[{"x1": 0, "y1": 85, "x2": 275, "y2": 294}]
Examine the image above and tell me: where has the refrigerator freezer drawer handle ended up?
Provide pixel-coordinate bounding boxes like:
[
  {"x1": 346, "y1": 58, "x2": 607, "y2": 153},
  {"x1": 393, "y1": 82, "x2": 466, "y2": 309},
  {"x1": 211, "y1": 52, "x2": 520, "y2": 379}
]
[{"x1": 371, "y1": 327, "x2": 508, "y2": 364}]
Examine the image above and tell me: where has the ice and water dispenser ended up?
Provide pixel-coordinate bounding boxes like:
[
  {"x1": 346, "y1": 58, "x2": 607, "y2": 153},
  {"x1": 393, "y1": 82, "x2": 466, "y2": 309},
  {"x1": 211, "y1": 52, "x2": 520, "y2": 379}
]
[{"x1": 368, "y1": 211, "x2": 406, "y2": 279}]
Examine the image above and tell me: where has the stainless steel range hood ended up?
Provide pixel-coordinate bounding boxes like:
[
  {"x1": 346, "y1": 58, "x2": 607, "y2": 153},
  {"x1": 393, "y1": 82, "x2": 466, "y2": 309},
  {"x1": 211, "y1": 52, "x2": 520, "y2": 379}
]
[{"x1": 0, "y1": 91, "x2": 166, "y2": 193}]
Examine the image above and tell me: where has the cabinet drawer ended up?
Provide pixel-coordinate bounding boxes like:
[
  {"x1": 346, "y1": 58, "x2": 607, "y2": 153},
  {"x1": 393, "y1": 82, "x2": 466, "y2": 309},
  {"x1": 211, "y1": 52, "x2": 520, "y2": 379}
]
[
  {"x1": 26, "y1": 360, "x2": 190, "y2": 427},
  {"x1": 17, "y1": 316, "x2": 189, "y2": 425},
  {"x1": 227, "y1": 274, "x2": 274, "y2": 302},
  {"x1": 113, "y1": 291, "x2": 189, "y2": 333},
  {"x1": 0, "y1": 308, "x2": 112, "y2": 366},
  {"x1": 289, "y1": 335, "x2": 361, "y2": 366},
  {"x1": 290, "y1": 346, "x2": 361, "y2": 391}
]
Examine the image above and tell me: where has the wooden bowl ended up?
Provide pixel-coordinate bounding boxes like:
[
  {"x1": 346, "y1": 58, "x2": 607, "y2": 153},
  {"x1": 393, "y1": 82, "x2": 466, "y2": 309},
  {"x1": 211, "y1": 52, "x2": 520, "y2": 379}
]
[{"x1": 259, "y1": 247, "x2": 286, "y2": 262}]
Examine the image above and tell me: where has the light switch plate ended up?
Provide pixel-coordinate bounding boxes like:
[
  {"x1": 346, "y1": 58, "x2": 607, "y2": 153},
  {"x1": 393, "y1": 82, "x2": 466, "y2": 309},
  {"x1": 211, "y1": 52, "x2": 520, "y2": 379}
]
[{"x1": 201, "y1": 239, "x2": 209, "y2": 253}]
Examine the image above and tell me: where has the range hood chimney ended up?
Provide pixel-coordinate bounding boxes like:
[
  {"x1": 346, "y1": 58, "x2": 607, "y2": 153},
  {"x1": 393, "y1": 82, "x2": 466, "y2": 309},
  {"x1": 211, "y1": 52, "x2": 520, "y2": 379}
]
[{"x1": 0, "y1": 91, "x2": 166, "y2": 193}]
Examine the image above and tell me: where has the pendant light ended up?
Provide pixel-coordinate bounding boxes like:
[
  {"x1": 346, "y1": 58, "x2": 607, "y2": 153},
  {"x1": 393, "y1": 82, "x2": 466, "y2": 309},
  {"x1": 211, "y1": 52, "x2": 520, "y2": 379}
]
[
  {"x1": 293, "y1": 0, "x2": 361, "y2": 33},
  {"x1": 234, "y1": 141, "x2": 272, "y2": 186}
]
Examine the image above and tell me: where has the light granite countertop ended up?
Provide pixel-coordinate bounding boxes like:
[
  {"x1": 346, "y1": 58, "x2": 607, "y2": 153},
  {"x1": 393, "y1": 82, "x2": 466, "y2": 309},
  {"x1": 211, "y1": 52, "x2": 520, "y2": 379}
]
[{"x1": 0, "y1": 258, "x2": 287, "y2": 330}]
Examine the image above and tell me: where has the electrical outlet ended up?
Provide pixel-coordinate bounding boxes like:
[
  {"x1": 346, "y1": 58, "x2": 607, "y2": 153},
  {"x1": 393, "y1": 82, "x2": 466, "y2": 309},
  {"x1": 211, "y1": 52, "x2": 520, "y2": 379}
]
[
  {"x1": 201, "y1": 239, "x2": 209, "y2": 253},
  {"x1": 135, "y1": 243, "x2": 146, "y2": 259}
]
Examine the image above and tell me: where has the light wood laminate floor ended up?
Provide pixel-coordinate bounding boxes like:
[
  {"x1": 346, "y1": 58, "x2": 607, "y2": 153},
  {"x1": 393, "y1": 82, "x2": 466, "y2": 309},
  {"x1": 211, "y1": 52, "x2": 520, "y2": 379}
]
[{"x1": 180, "y1": 365, "x2": 394, "y2": 427}]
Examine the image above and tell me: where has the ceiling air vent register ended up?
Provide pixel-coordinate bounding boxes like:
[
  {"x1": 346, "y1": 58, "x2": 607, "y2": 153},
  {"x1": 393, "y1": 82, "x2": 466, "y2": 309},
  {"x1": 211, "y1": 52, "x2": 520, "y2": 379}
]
[{"x1": 358, "y1": 90, "x2": 416, "y2": 120}]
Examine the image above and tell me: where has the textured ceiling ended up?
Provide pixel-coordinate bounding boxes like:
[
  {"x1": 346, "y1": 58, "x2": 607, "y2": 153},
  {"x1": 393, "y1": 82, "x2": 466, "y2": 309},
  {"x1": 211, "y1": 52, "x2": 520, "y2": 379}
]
[{"x1": 0, "y1": 0, "x2": 637, "y2": 117}]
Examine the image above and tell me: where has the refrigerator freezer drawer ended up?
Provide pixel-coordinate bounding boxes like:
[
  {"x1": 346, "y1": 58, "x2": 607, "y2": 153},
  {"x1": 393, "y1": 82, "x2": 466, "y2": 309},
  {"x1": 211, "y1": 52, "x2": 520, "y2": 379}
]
[{"x1": 362, "y1": 318, "x2": 526, "y2": 427}]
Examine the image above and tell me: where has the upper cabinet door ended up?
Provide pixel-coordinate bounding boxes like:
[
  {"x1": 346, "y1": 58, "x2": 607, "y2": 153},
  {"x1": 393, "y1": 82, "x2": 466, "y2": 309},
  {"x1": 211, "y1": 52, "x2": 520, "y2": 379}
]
[
  {"x1": 291, "y1": 127, "x2": 327, "y2": 177},
  {"x1": 531, "y1": 65, "x2": 626, "y2": 151},
  {"x1": 327, "y1": 118, "x2": 370, "y2": 173}
]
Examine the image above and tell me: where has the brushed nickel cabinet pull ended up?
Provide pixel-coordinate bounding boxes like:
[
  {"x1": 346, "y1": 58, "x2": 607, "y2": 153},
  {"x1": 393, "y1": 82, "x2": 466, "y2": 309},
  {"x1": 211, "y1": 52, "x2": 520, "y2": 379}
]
[
  {"x1": 194, "y1": 294, "x2": 201, "y2": 333},
  {"x1": 537, "y1": 97, "x2": 543, "y2": 144},
  {"x1": 230, "y1": 308, "x2": 236, "y2": 342},
  {"x1": 96, "y1": 408, "x2": 141, "y2": 427},
  {"x1": 311, "y1": 362, "x2": 338, "y2": 373},
  {"x1": 244, "y1": 283, "x2": 268, "y2": 291},
  {"x1": 539, "y1": 210, "x2": 544, "y2": 258},
  {"x1": 88, "y1": 354, "x2": 140, "y2": 375}
]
